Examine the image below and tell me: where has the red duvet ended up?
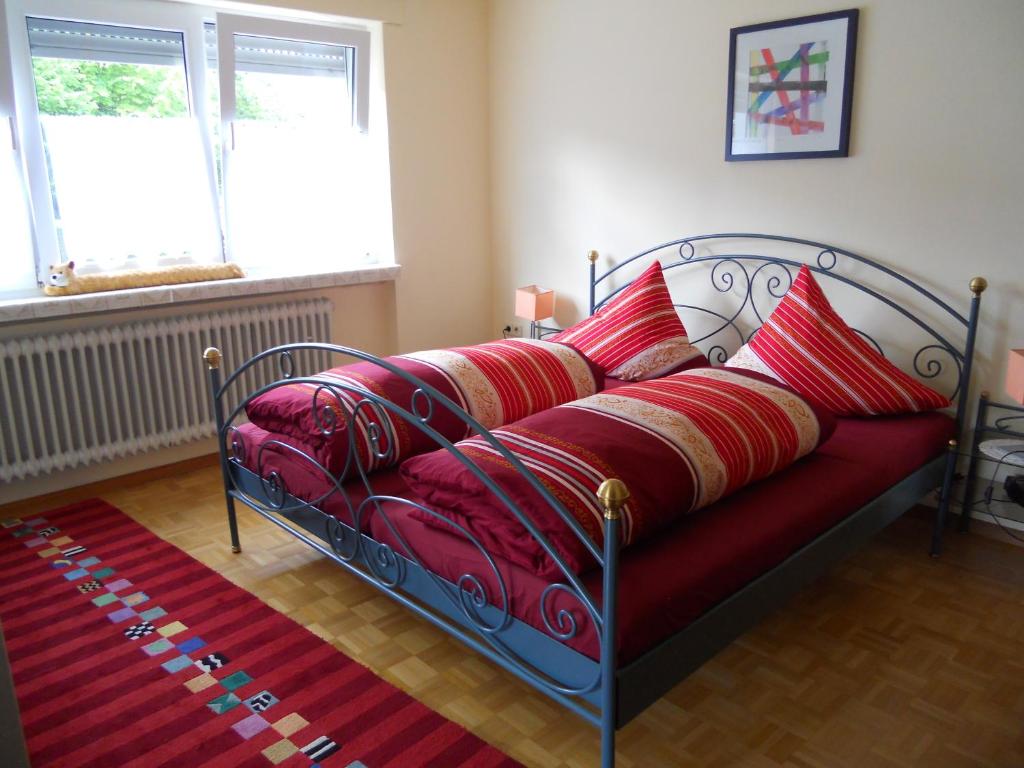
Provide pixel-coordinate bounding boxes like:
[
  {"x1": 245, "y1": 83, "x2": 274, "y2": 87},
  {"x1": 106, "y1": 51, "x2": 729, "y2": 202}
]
[
  {"x1": 400, "y1": 368, "x2": 836, "y2": 577},
  {"x1": 234, "y1": 411, "x2": 954, "y2": 662},
  {"x1": 244, "y1": 339, "x2": 600, "y2": 478}
]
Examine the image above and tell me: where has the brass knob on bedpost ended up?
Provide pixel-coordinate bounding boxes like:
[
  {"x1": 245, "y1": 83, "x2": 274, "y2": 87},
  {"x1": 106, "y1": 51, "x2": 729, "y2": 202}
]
[
  {"x1": 204, "y1": 347, "x2": 222, "y2": 370},
  {"x1": 969, "y1": 276, "x2": 987, "y2": 295},
  {"x1": 588, "y1": 250, "x2": 599, "y2": 264},
  {"x1": 597, "y1": 478, "x2": 630, "y2": 520}
]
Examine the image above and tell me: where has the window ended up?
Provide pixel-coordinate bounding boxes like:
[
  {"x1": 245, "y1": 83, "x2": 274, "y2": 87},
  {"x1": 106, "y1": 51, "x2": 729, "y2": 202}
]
[
  {"x1": 26, "y1": 18, "x2": 221, "y2": 270},
  {"x1": 1, "y1": 0, "x2": 388, "y2": 295},
  {"x1": 214, "y1": 16, "x2": 375, "y2": 271}
]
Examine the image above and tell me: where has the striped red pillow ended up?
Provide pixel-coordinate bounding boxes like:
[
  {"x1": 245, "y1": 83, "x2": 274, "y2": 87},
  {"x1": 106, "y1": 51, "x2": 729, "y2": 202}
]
[
  {"x1": 726, "y1": 265, "x2": 950, "y2": 416},
  {"x1": 551, "y1": 261, "x2": 707, "y2": 381}
]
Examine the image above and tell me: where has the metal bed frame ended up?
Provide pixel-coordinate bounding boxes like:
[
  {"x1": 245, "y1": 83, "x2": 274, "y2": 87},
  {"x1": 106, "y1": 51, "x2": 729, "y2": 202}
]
[{"x1": 205, "y1": 234, "x2": 986, "y2": 768}]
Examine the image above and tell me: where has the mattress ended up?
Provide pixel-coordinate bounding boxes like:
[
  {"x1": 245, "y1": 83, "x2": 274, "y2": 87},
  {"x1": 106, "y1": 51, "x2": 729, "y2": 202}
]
[{"x1": 235, "y1": 412, "x2": 955, "y2": 663}]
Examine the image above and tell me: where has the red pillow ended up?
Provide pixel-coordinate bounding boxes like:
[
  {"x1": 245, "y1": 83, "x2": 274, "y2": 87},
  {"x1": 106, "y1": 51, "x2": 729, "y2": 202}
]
[
  {"x1": 551, "y1": 261, "x2": 707, "y2": 380},
  {"x1": 726, "y1": 265, "x2": 950, "y2": 416}
]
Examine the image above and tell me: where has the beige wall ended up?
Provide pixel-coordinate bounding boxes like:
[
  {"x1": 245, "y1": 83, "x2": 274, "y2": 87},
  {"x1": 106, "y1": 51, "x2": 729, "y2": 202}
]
[
  {"x1": 383, "y1": 0, "x2": 493, "y2": 350},
  {"x1": 489, "y1": 0, "x2": 1023, "y2": 398},
  {"x1": 11, "y1": 0, "x2": 1024, "y2": 503},
  {"x1": 190, "y1": 0, "x2": 494, "y2": 350}
]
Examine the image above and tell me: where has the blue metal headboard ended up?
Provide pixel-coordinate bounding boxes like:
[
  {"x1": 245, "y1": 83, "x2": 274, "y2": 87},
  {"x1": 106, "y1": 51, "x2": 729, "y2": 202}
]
[{"x1": 585, "y1": 233, "x2": 986, "y2": 434}]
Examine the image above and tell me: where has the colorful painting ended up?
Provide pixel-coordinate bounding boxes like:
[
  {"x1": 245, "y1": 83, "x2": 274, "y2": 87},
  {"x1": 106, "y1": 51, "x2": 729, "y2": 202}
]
[
  {"x1": 747, "y1": 42, "x2": 829, "y2": 138},
  {"x1": 726, "y1": 11, "x2": 858, "y2": 160}
]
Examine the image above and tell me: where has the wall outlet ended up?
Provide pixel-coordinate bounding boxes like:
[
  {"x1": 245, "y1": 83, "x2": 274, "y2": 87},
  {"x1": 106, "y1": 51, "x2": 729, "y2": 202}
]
[{"x1": 503, "y1": 323, "x2": 523, "y2": 338}]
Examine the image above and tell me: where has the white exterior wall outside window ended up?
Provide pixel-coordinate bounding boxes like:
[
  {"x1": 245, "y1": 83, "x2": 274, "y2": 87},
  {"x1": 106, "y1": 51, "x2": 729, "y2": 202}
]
[{"x1": 0, "y1": 0, "x2": 389, "y2": 296}]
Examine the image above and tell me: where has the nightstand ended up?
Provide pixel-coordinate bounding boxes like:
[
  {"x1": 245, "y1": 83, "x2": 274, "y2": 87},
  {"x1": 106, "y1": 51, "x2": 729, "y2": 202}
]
[{"x1": 957, "y1": 391, "x2": 1024, "y2": 531}]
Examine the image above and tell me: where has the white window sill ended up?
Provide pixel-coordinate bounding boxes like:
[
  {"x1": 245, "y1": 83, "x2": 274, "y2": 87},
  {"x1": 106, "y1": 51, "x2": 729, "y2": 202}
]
[{"x1": 0, "y1": 264, "x2": 401, "y2": 324}]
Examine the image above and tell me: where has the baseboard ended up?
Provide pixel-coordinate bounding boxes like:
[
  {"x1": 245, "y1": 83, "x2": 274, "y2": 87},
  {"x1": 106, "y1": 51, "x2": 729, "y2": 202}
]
[
  {"x1": 0, "y1": 438, "x2": 219, "y2": 506},
  {"x1": 964, "y1": 508, "x2": 1024, "y2": 532},
  {"x1": 0, "y1": 453, "x2": 219, "y2": 517}
]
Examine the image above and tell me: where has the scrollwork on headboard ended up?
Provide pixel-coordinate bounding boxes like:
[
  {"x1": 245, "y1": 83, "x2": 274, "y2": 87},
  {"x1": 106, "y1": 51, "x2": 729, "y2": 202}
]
[{"x1": 588, "y1": 233, "x2": 986, "y2": 429}]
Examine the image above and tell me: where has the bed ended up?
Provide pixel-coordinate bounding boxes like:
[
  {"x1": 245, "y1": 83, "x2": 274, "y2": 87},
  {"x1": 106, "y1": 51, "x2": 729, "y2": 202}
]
[{"x1": 204, "y1": 234, "x2": 985, "y2": 768}]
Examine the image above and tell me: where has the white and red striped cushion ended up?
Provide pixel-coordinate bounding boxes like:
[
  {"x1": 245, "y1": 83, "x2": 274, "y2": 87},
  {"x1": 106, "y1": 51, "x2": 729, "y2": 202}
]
[
  {"x1": 551, "y1": 261, "x2": 706, "y2": 381},
  {"x1": 726, "y1": 265, "x2": 950, "y2": 416}
]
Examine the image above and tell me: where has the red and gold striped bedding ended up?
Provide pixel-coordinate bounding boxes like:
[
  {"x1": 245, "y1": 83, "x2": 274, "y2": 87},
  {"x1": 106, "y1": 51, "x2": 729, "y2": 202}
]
[
  {"x1": 400, "y1": 368, "x2": 836, "y2": 577},
  {"x1": 551, "y1": 261, "x2": 707, "y2": 380},
  {"x1": 727, "y1": 265, "x2": 950, "y2": 415},
  {"x1": 245, "y1": 338, "x2": 600, "y2": 476}
]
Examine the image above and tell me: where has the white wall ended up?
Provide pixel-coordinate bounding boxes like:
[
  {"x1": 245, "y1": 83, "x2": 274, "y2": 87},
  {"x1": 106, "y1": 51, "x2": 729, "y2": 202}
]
[{"x1": 489, "y1": 0, "x2": 1024, "y2": 398}]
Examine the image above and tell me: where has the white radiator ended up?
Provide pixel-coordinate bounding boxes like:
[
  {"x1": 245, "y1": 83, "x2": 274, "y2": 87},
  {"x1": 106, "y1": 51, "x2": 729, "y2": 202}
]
[{"x1": 0, "y1": 299, "x2": 333, "y2": 482}]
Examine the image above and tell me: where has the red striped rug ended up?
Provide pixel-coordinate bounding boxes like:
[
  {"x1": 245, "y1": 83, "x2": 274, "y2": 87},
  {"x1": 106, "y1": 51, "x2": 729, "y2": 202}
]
[{"x1": 0, "y1": 499, "x2": 520, "y2": 768}]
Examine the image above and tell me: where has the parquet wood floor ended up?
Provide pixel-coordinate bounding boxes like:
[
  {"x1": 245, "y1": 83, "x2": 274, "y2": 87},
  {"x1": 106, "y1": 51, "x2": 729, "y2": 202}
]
[{"x1": 4, "y1": 463, "x2": 1023, "y2": 767}]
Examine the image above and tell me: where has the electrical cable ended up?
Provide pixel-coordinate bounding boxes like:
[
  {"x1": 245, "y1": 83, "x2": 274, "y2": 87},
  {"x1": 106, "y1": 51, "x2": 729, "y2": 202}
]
[{"x1": 977, "y1": 448, "x2": 1024, "y2": 544}]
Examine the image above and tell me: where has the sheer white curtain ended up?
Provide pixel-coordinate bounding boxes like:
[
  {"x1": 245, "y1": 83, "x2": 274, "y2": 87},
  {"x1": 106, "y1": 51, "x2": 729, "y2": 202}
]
[
  {"x1": 26, "y1": 18, "x2": 222, "y2": 272},
  {"x1": 0, "y1": 132, "x2": 37, "y2": 292},
  {"x1": 41, "y1": 115, "x2": 221, "y2": 270},
  {"x1": 227, "y1": 122, "x2": 376, "y2": 273}
]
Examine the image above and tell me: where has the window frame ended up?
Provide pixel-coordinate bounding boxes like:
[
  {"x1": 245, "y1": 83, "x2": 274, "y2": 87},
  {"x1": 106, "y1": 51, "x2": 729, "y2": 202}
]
[
  {"x1": 2, "y1": 0, "x2": 374, "y2": 287},
  {"x1": 0, "y1": 0, "x2": 19, "y2": 145},
  {"x1": 6, "y1": 0, "x2": 222, "y2": 277},
  {"x1": 214, "y1": 13, "x2": 371, "y2": 265},
  {"x1": 0, "y1": 0, "x2": 41, "y2": 291}
]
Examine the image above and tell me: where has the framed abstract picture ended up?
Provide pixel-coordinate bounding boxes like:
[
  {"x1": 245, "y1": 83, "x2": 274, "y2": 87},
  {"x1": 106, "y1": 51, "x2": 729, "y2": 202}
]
[{"x1": 726, "y1": 9, "x2": 859, "y2": 161}]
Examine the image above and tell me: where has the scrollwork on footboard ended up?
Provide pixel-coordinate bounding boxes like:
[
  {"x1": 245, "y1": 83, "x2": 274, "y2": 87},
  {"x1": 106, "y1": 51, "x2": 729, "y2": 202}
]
[{"x1": 211, "y1": 343, "x2": 607, "y2": 702}]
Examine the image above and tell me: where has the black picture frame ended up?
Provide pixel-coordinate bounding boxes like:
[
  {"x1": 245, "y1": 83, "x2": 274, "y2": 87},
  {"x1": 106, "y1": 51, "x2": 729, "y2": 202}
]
[{"x1": 725, "y1": 9, "x2": 859, "y2": 161}]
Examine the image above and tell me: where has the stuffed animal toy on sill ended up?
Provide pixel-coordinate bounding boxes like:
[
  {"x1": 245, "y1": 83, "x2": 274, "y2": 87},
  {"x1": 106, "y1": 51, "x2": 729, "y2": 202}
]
[{"x1": 44, "y1": 261, "x2": 245, "y2": 296}]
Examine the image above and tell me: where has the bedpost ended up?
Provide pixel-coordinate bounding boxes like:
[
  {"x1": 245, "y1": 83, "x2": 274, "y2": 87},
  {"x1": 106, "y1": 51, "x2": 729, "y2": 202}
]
[
  {"x1": 931, "y1": 276, "x2": 986, "y2": 555},
  {"x1": 205, "y1": 347, "x2": 241, "y2": 554},
  {"x1": 597, "y1": 478, "x2": 628, "y2": 768},
  {"x1": 589, "y1": 250, "x2": 599, "y2": 315},
  {"x1": 954, "y1": 277, "x2": 987, "y2": 533}
]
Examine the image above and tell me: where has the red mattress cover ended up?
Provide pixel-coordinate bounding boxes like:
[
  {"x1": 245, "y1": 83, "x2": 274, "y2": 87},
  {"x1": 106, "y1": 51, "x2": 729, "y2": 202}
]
[{"x1": 237, "y1": 413, "x2": 954, "y2": 664}]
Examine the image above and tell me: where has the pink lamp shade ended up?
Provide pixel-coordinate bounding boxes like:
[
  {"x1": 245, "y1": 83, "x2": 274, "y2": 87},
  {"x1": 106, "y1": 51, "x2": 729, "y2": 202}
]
[
  {"x1": 514, "y1": 285, "x2": 555, "y2": 321},
  {"x1": 1007, "y1": 349, "x2": 1024, "y2": 404}
]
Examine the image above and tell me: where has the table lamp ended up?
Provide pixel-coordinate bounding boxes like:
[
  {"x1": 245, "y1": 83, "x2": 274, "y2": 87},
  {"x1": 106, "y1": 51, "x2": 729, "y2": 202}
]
[
  {"x1": 1007, "y1": 349, "x2": 1024, "y2": 404},
  {"x1": 515, "y1": 285, "x2": 555, "y2": 339}
]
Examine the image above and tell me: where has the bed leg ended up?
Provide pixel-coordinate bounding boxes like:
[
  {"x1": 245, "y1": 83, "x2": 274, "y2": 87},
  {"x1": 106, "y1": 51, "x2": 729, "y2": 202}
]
[
  {"x1": 597, "y1": 479, "x2": 628, "y2": 768},
  {"x1": 930, "y1": 439, "x2": 958, "y2": 557},
  {"x1": 205, "y1": 346, "x2": 241, "y2": 554},
  {"x1": 227, "y1": 497, "x2": 241, "y2": 554}
]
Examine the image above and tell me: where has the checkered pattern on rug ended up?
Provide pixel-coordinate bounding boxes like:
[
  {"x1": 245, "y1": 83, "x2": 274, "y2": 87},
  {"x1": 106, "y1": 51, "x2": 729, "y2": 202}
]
[
  {"x1": 124, "y1": 621, "x2": 156, "y2": 640},
  {"x1": 195, "y1": 652, "x2": 229, "y2": 673},
  {"x1": 0, "y1": 500, "x2": 522, "y2": 768}
]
